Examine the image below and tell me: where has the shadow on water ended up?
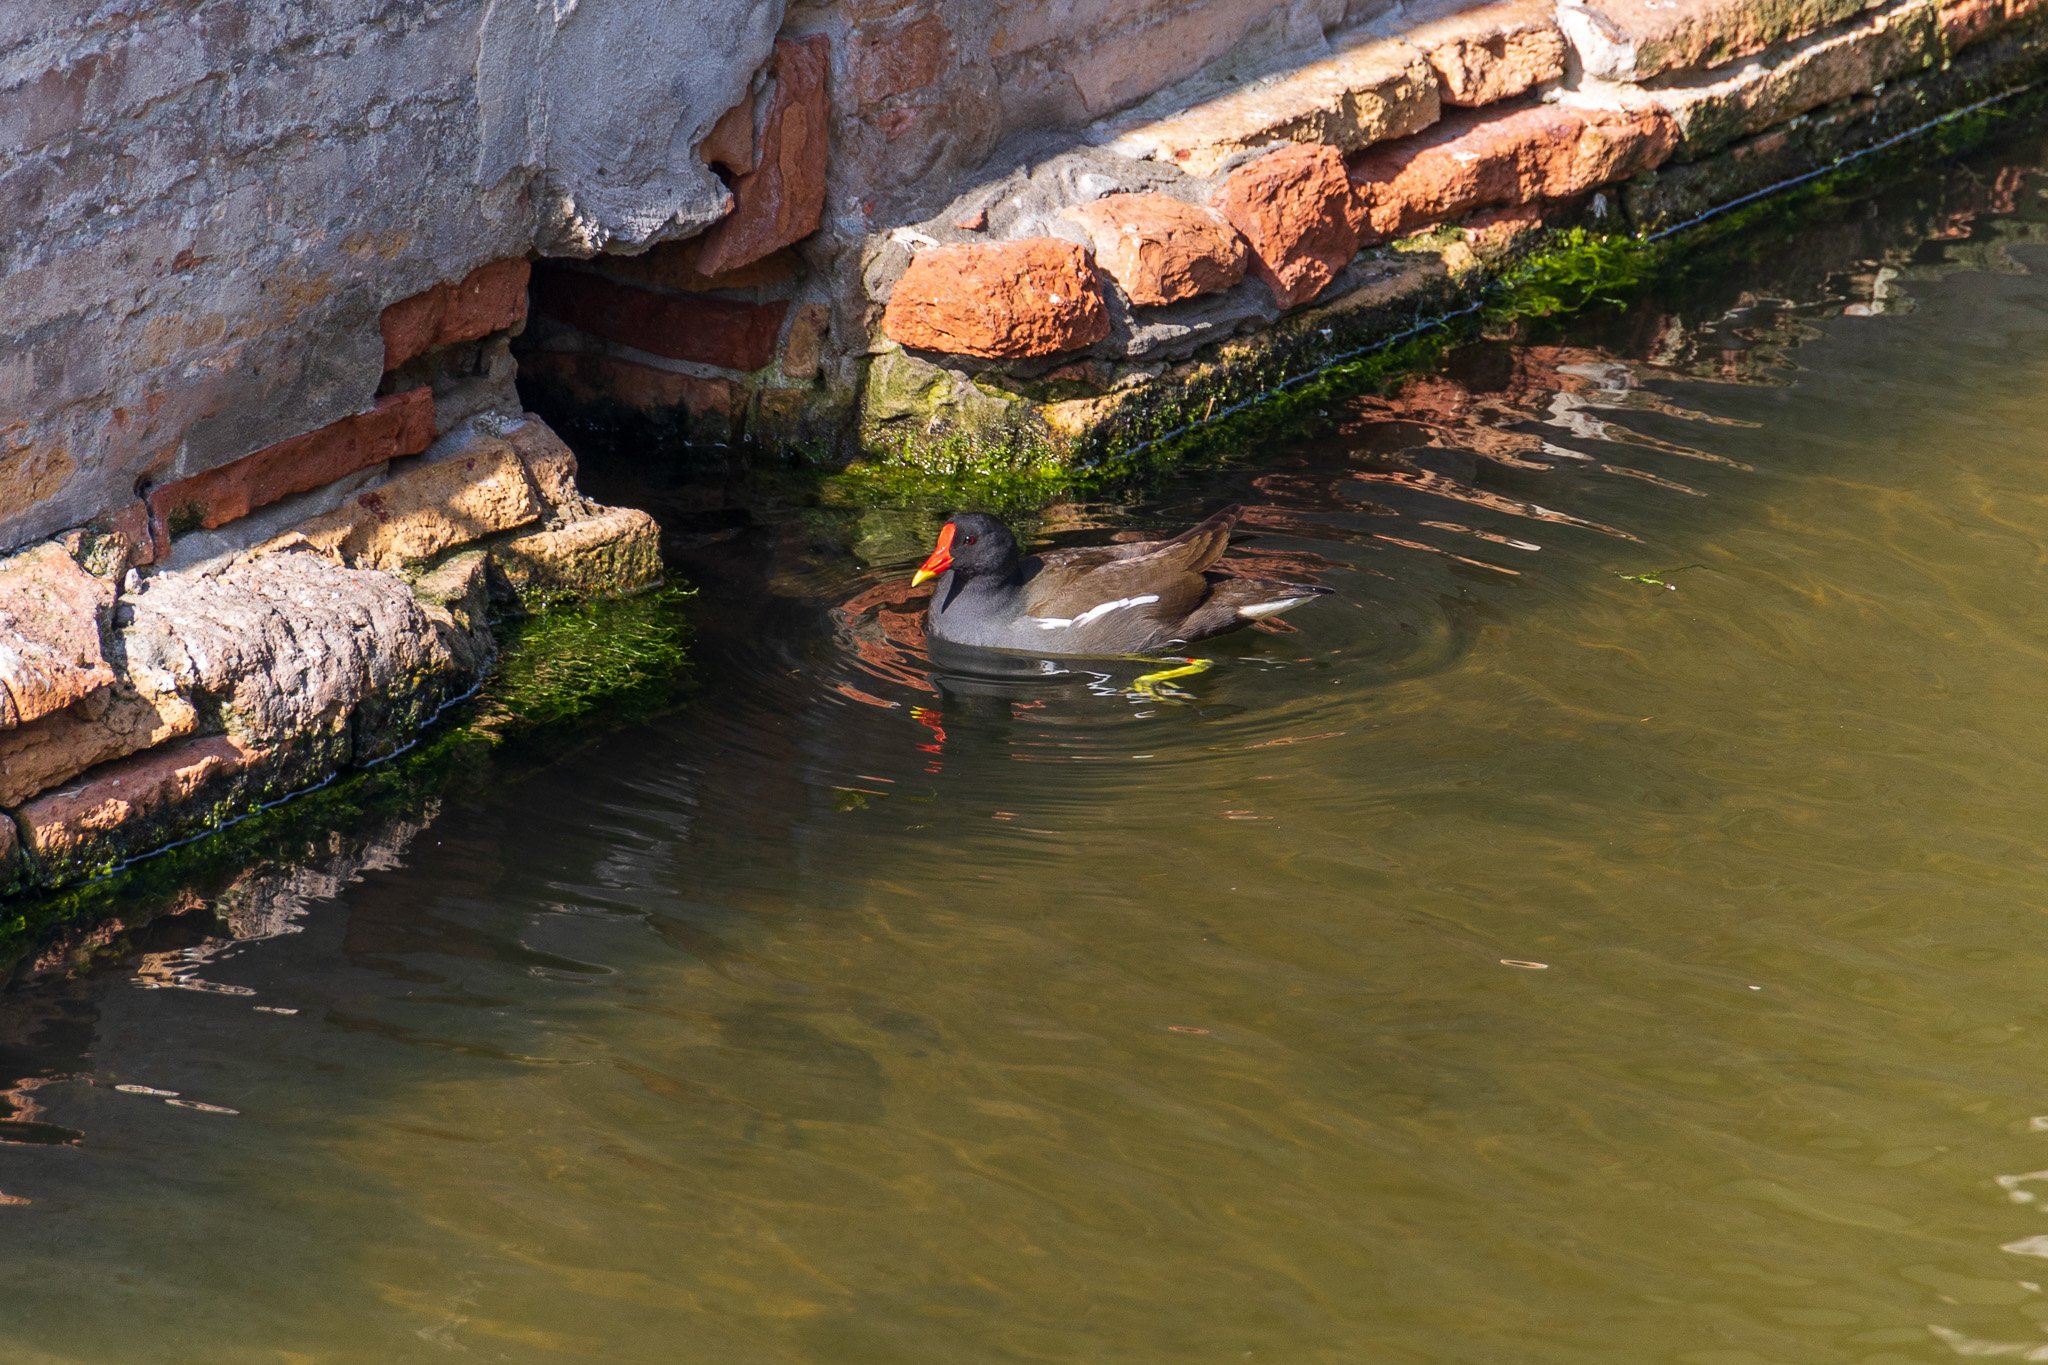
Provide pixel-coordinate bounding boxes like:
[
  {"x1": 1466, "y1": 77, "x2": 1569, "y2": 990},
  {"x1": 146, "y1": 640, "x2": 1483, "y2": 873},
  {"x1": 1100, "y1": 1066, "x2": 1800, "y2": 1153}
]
[{"x1": 7, "y1": 128, "x2": 2048, "y2": 1361}]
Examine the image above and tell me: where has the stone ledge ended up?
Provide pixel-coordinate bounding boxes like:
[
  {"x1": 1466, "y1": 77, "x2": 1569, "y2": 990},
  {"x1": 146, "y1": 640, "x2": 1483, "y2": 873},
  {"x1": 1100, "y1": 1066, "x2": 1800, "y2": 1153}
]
[
  {"x1": 0, "y1": 411, "x2": 668, "y2": 899},
  {"x1": 1559, "y1": 0, "x2": 1889, "y2": 81},
  {"x1": 0, "y1": 680, "x2": 197, "y2": 810},
  {"x1": 1349, "y1": 101, "x2": 1678, "y2": 241},
  {"x1": 269, "y1": 428, "x2": 545, "y2": 573},
  {"x1": 16, "y1": 734, "x2": 266, "y2": 886},
  {"x1": 490, "y1": 507, "x2": 665, "y2": 609},
  {"x1": 1106, "y1": 35, "x2": 1441, "y2": 176},
  {"x1": 1624, "y1": 4, "x2": 2048, "y2": 228},
  {"x1": 1565, "y1": 0, "x2": 1943, "y2": 161}
]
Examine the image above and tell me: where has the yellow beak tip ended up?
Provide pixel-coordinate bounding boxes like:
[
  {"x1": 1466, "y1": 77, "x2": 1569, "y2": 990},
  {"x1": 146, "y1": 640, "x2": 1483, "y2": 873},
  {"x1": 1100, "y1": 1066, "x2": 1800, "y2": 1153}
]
[{"x1": 911, "y1": 568, "x2": 938, "y2": 587}]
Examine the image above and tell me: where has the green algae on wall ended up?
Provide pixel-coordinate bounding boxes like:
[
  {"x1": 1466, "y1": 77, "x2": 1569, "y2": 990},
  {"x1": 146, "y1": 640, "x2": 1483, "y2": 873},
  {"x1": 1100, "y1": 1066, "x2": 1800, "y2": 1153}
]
[{"x1": 828, "y1": 77, "x2": 2046, "y2": 518}]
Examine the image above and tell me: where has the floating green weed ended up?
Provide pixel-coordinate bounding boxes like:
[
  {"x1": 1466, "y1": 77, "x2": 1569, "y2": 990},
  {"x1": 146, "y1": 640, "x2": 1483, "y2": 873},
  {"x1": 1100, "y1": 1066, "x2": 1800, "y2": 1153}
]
[{"x1": 1616, "y1": 564, "x2": 1707, "y2": 590}]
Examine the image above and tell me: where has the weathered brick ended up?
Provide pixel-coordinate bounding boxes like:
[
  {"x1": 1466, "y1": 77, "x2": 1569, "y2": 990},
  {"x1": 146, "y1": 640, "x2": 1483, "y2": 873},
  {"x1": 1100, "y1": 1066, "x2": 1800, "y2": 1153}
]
[
  {"x1": 380, "y1": 257, "x2": 533, "y2": 371},
  {"x1": 1942, "y1": 0, "x2": 2005, "y2": 43},
  {"x1": 147, "y1": 388, "x2": 436, "y2": 540},
  {"x1": 0, "y1": 542, "x2": 115, "y2": 731},
  {"x1": 882, "y1": 239, "x2": 1111, "y2": 359},
  {"x1": 1066, "y1": 193, "x2": 1249, "y2": 306},
  {"x1": 490, "y1": 507, "x2": 664, "y2": 608},
  {"x1": 1212, "y1": 144, "x2": 1361, "y2": 310},
  {"x1": 0, "y1": 681, "x2": 198, "y2": 808},
  {"x1": 1349, "y1": 103, "x2": 1678, "y2": 241},
  {"x1": 531, "y1": 272, "x2": 789, "y2": 371},
  {"x1": 1108, "y1": 38, "x2": 1440, "y2": 176},
  {"x1": 272, "y1": 435, "x2": 543, "y2": 572},
  {"x1": 1559, "y1": 0, "x2": 1889, "y2": 80},
  {"x1": 501, "y1": 419, "x2": 585, "y2": 515},
  {"x1": 1574, "y1": 0, "x2": 1941, "y2": 160},
  {"x1": 695, "y1": 36, "x2": 831, "y2": 276},
  {"x1": 16, "y1": 734, "x2": 263, "y2": 882},
  {"x1": 781, "y1": 303, "x2": 833, "y2": 380},
  {"x1": 700, "y1": 95, "x2": 757, "y2": 174},
  {"x1": 1408, "y1": 0, "x2": 1568, "y2": 106},
  {"x1": 849, "y1": 14, "x2": 953, "y2": 105},
  {"x1": 104, "y1": 500, "x2": 157, "y2": 568}
]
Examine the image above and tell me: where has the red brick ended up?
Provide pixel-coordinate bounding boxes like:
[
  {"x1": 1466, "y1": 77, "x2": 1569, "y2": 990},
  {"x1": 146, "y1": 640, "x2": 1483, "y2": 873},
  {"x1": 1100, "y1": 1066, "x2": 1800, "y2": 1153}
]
[
  {"x1": 379, "y1": 257, "x2": 533, "y2": 371},
  {"x1": 1211, "y1": 144, "x2": 1361, "y2": 310},
  {"x1": 0, "y1": 680, "x2": 197, "y2": 808},
  {"x1": 849, "y1": 14, "x2": 951, "y2": 105},
  {"x1": 700, "y1": 96, "x2": 757, "y2": 174},
  {"x1": 1409, "y1": 0, "x2": 1568, "y2": 107},
  {"x1": 695, "y1": 36, "x2": 831, "y2": 277},
  {"x1": 1065, "y1": 193, "x2": 1248, "y2": 306},
  {"x1": 107, "y1": 499, "x2": 157, "y2": 567},
  {"x1": 531, "y1": 271, "x2": 788, "y2": 372},
  {"x1": 1941, "y1": 0, "x2": 2004, "y2": 46},
  {"x1": 1349, "y1": 104, "x2": 1677, "y2": 241},
  {"x1": 0, "y1": 543, "x2": 115, "y2": 731},
  {"x1": 882, "y1": 239, "x2": 1110, "y2": 359},
  {"x1": 148, "y1": 387, "x2": 436, "y2": 538},
  {"x1": 16, "y1": 734, "x2": 260, "y2": 877}
]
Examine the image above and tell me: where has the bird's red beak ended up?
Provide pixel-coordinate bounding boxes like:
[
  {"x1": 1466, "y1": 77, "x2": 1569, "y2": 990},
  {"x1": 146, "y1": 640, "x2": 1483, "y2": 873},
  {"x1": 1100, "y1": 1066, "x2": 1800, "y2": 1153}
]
[{"x1": 911, "y1": 523, "x2": 956, "y2": 587}]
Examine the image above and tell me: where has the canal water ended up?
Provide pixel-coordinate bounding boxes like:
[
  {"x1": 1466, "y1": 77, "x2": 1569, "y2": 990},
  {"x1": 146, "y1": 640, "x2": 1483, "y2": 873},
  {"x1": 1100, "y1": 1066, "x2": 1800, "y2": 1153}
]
[{"x1": 10, "y1": 132, "x2": 2048, "y2": 1363}]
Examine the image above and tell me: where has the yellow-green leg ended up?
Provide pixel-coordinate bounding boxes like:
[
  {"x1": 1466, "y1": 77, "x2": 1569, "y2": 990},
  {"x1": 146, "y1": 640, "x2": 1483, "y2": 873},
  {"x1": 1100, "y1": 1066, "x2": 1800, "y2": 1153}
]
[{"x1": 1127, "y1": 656, "x2": 1213, "y2": 700}]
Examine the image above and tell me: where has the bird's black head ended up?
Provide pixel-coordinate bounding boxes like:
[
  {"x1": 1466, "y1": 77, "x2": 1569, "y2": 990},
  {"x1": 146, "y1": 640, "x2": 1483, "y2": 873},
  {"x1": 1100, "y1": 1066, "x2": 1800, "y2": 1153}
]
[{"x1": 912, "y1": 512, "x2": 1019, "y2": 585}]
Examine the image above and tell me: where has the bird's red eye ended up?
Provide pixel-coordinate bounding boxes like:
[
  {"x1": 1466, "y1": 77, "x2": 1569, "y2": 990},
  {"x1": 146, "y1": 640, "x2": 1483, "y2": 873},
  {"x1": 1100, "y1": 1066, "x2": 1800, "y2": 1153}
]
[{"x1": 965, "y1": 535, "x2": 977, "y2": 545}]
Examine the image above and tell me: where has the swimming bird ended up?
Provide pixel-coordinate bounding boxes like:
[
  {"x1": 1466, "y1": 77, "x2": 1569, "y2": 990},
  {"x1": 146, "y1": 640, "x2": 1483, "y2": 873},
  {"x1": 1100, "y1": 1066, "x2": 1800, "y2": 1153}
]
[{"x1": 910, "y1": 506, "x2": 1330, "y2": 656}]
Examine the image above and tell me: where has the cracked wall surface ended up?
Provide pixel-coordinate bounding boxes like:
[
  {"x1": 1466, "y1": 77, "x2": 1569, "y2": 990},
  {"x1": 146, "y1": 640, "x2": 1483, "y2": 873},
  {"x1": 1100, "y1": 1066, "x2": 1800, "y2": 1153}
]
[{"x1": 1, "y1": 0, "x2": 784, "y2": 554}]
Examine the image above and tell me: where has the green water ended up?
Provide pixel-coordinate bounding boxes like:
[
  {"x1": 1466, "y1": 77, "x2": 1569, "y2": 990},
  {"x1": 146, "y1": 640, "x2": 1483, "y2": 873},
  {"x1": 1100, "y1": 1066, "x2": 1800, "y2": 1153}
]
[{"x1": 10, "y1": 138, "x2": 2048, "y2": 1363}]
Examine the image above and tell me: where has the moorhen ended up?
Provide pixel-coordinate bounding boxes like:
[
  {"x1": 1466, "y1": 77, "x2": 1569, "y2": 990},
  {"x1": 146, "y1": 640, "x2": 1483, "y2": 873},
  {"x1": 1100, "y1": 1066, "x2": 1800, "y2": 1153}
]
[{"x1": 910, "y1": 506, "x2": 1330, "y2": 656}]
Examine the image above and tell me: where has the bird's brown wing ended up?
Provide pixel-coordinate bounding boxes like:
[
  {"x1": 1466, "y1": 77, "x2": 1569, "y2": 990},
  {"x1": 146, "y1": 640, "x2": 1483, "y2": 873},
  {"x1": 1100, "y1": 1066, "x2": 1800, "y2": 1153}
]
[
  {"x1": 1035, "y1": 505, "x2": 1242, "y2": 579},
  {"x1": 1017, "y1": 556, "x2": 1210, "y2": 652}
]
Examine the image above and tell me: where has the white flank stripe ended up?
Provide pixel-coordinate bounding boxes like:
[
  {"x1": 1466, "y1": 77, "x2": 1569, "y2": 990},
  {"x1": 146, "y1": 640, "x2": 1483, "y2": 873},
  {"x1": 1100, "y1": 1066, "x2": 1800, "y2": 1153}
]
[
  {"x1": 1029, "y1": 594, "x2": 1159, "y2": 631},
  {"x1": 1071, "y1": 594, "x2": 1159, "y2": 627}
]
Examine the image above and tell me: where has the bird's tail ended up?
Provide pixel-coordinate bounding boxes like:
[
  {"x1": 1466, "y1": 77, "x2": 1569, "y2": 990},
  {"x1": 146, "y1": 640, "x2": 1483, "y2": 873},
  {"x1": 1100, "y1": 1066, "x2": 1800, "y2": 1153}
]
[{"x1": 1228, "y1": 581, "x2": 1333, "y2": 621}]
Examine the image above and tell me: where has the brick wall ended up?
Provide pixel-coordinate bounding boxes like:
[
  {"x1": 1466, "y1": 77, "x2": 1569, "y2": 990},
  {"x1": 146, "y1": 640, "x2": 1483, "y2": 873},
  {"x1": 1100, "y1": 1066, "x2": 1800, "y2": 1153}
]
[{"x1": 0, "y1": 0, "x2": 784, "y2": 555}]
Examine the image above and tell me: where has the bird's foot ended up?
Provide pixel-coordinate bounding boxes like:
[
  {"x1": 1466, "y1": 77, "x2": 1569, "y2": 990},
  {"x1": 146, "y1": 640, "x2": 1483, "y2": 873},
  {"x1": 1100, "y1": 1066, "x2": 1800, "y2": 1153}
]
[{"x1": 1128, "y1": 656, "x2": 1212, "y2": 700}]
